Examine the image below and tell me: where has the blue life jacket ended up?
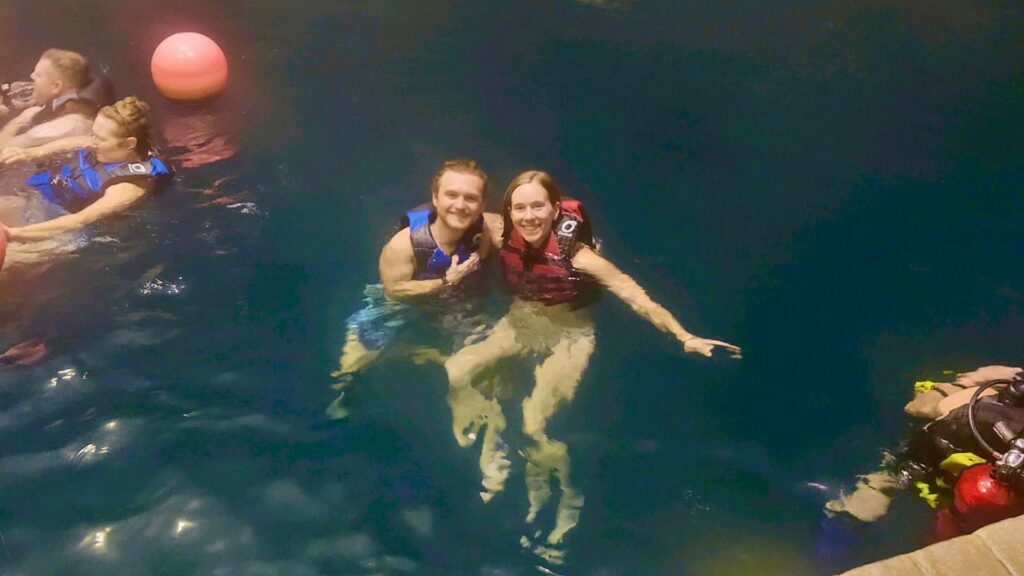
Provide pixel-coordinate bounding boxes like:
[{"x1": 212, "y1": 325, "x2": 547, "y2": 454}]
[
  {"x1": 402, "y1": 205, "x2": 483, "y2": 281},
  {"x1": 26, "y1": 148, "x2": 171, "y2": 214}
]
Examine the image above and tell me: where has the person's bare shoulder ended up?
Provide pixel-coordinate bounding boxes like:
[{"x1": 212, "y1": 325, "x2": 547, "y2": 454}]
[
  {"x1": 380, "y1": 227, "x2": 417, "y2": 288},
  {"x1": 380, "y1": 227, "x2": 414, "y2": 264}
]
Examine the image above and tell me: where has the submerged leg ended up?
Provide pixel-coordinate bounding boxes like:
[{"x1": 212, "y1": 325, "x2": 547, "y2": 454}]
[
  {"x1": 445, "y1": 315, "x2": 523, "y2": 447},
  {"x1": 521, "y1": 331, "x2": 595, "y2": 544},
  {"x1": 445, "y1": 315, "x2": 522, "y2": 389},
  {"x1": 522, "y1": 333, "x2": 595, "y2": 439},
  {"x1": 478, "y1": 396, "x2": 510, "y2": 501},
  {"x1": 334, "y1": 327, "x2": 381, "y2": 380}
]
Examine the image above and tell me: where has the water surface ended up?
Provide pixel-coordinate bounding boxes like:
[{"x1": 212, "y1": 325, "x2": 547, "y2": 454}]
[{"x1": 1, "y1": 1, "x2": 1022, "y2": 574}]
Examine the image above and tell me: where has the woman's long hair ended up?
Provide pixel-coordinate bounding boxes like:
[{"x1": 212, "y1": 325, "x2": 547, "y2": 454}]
[{"x1": 500, "y1": 170, "x2": 563, "y2": 242}]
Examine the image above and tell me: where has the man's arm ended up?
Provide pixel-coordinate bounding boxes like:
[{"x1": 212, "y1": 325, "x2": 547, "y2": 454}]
[
  {"x1": 1, "y1": 134, "x2": 94, "y2": 164},
  {"x1": 572, "y1": 245, "x2": 741, "y2": 358},
  {"x1": 4, "y1": 115, "x2": 92, "y2": 151},
  {"x1": 379, "y1": 229, "x2": 479, "y2": 300},
  {"x1": 4, "y1": 181, "x2": 147, "y2": 243},
  {"x1": 0, "y1": 106, "x2": 42, "y2": 148}
]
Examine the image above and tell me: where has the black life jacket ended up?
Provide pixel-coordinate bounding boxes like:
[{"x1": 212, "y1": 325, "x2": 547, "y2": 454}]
[{"x1": 400, "y1": 204, "x2": 484, "y2": 281}]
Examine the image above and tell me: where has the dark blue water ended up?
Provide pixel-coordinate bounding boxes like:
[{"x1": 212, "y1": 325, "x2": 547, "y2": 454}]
[{"x1": 1, "y1": 1, "x2": 1022, "y2": 574}]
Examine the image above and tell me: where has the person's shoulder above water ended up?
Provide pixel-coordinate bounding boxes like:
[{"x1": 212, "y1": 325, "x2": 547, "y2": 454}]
[{"x1": 381, "y1": 226, "x2": 414, "y2": 260}]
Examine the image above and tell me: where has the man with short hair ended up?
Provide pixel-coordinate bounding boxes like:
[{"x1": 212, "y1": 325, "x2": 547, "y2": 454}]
[
  {"x1": 329, "y1": 159, "x2": 499, "y2": 417},
  {"x1": 379, "y1": 158, "x2": 491, "y2": 299},
  {"x1": 0, "y1": 49, "x2": 97, "y2": 149}
]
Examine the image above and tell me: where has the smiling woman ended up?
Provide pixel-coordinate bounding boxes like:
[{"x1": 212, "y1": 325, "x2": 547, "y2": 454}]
[
  {"x1": 443, "y1": 170, "x2": 742, "y2": 562},
  {"x1": 1, "y1": 96, "x2": 171, "y2": 245}
]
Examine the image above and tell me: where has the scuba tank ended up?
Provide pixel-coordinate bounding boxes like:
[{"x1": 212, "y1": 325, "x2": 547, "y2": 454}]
[{"x1": 928, "y1": 380, "x2": 1024, "y2": 540}]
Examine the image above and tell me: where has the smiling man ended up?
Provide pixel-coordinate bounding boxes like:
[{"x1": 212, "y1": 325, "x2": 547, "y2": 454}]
[
  {"x1": 330, "y1": 159, "x2": 501, "y2": 416},
  {"x1": 378, "y1": 158, "x2": 493, "y2": 299}
]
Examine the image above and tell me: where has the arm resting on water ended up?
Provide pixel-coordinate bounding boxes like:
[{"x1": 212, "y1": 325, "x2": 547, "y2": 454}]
[
  {"x1": 571, "y1": 245, "x2": 741, "y2": 358},
  {"x1": 1, "y1": 134, "x2": 94, "y2": 164},
  {"x1": 4, "y1": 181, "x2": 147, "y2": 243}
]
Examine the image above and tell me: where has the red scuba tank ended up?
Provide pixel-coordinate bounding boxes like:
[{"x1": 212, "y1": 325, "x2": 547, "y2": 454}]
[{"x1": 951, "y1": 464, "x2": 1023, "y2": 534}]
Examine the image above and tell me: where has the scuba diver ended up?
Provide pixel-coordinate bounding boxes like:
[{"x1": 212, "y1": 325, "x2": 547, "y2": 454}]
[
  {"x1": 330, "y1": 159, "x2": 501, "y2": 417},
  {"x1": 826, "y1": 365, "x2": 1024, "y2": 540},
  {"x1": 0, "y1": 49, "x2": 114, "y2": 151},
  {"x1": 1, "y1": 96, "x2": 170, "y2": 247},
  {"x1": 443, "y1": 170, "x2": 741, "y2": 563}
]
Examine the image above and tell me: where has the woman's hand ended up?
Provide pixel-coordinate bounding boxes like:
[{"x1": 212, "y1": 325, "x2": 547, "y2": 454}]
[{"x1": 683, "y1": 336, "x2": 742, "y2": 359}]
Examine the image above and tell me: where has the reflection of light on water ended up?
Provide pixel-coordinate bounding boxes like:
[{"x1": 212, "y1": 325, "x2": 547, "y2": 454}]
[
  {"x1": 225, "y1": 202, "x2": 262, "y2": 216},
  {"x1": 174, "y1": 518, "x2": 196, "y2": 536},
  {"x1": 161, "y1": 110, "x2": 238, "y2": 169},
  {"x1": 138, "y1": 277, "x2": 187, "y2": 296},
  {"x1": 74, "y1": 444, "x2": 96, "y2": 461},
  {"x1": 70, "y1": 442, "x2": 110, "y2": 465},
  {"x1": 78, "y1": 526, "x2": 113, "y2": 553},
  {"x1": 64, "y1": 419, "x2": 130, "y2": 466},
  {"x1": 47, "y1": 368, "x2": 80, "y2": 388}
]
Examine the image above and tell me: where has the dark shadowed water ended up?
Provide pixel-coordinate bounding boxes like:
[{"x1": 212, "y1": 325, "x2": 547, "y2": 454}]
[{"x1": 0, "y1": 1, "x2": 1022, "y2": 574}]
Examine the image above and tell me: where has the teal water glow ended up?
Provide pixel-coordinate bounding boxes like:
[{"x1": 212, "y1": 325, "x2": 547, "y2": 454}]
[{"x1": 0, "y1": 1, "x2": 1022, "y2": 574}]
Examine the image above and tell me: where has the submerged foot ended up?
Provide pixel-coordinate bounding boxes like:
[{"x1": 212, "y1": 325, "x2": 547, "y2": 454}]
[
  {"x1": 325, "y1": 391, "x2": 350, "y2": 420},
  {"x1": 520, "y1": 532, "x2": 567, "y2": 567}
]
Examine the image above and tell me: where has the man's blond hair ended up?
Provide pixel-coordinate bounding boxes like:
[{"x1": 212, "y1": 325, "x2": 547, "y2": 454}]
[{"x1": 41, "y1": 48, "x2": 91, "y2": 90}]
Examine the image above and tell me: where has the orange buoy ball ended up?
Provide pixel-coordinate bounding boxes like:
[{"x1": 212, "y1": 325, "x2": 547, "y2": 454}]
[{"x1": 151, "y1": 32, "x2": 228, "y2": 101}]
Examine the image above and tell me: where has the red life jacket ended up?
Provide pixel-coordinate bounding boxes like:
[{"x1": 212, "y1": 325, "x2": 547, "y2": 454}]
[{"x1": 499, "y1": 198, "x2": 595, "y2": 306}]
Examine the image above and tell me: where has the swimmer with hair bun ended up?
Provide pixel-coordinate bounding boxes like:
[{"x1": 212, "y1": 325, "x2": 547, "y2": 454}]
[{"x1": 1, "y1": 96, "x2": 171, "y2": 244}]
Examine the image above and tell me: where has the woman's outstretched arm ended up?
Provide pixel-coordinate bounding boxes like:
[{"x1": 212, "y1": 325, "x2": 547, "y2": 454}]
[{"x1": 571, "y1": 245, "x2": 741, "y2": 358}]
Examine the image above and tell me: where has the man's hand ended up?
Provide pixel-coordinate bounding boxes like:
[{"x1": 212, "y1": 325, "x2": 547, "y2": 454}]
[
  {"x1": 444, "y1": 252, "x2": 481, "y2": 287},
  {"x1": 683, "y1": 336, "x2": 742, "y2": 359},
  {"x1": 0, "y1": 146, "x2": 33, "y2": 164}
]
